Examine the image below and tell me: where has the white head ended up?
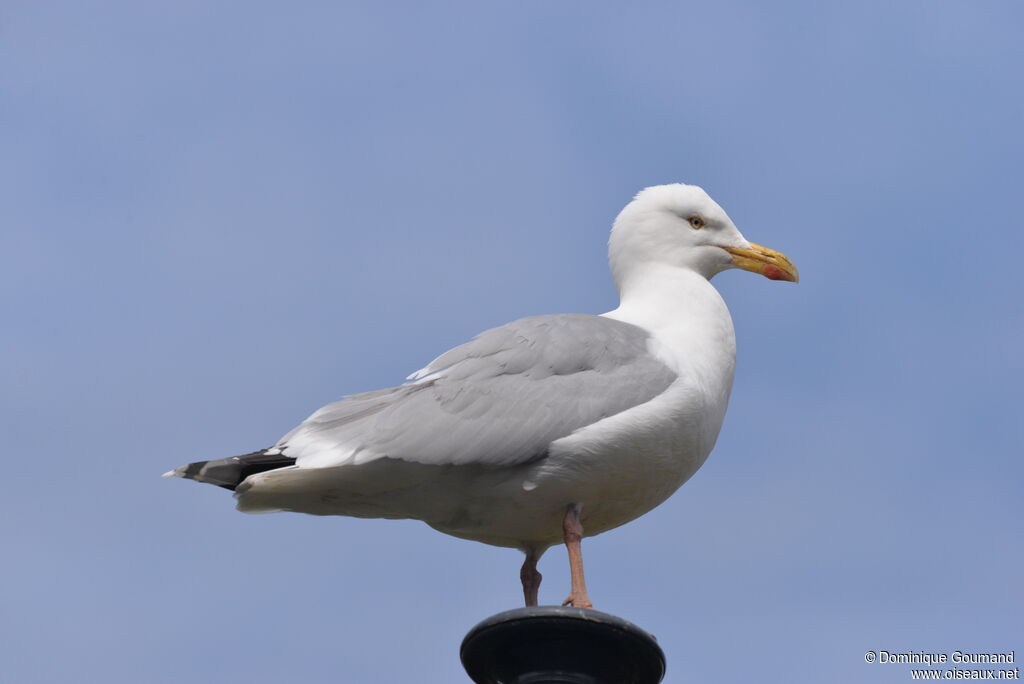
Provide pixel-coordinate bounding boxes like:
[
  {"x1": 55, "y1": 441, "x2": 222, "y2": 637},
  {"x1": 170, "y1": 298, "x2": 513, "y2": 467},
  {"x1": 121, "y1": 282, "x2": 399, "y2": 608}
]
[{"x1": 609, "y1": 183, "x2": 798, "y2": 290}]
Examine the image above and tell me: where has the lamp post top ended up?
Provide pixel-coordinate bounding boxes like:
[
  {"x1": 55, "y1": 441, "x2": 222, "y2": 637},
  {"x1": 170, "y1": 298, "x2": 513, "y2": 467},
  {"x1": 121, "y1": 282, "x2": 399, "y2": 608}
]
[{"x1": 461, "y1": 606, "x2": 666, "y2": 684}]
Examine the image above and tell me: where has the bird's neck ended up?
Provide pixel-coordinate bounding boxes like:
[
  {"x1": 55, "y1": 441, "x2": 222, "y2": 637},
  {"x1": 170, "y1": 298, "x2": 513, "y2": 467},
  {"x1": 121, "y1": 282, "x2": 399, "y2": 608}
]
[{"x1": 604, "y1": 264, "x2": 737, "y2": 387}]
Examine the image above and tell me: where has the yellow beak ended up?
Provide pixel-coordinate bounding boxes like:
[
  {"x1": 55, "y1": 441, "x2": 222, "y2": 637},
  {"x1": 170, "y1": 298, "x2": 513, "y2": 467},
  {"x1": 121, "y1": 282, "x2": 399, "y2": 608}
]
[{"x1": 725, "y1": 242, "x2": 799, "y2": 282}]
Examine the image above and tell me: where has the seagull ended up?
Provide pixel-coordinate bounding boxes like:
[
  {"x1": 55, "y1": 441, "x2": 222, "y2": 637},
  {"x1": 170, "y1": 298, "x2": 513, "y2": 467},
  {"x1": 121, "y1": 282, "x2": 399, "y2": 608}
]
[{"x1": 165, "y1": 183, "x2": 798, "y2": 609}]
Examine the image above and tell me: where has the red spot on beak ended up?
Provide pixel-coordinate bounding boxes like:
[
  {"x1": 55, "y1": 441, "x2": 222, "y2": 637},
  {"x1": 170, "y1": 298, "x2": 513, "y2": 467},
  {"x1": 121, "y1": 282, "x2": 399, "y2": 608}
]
[{"x1": 763, "y1": 265, "x2": 785, "y2": 280}]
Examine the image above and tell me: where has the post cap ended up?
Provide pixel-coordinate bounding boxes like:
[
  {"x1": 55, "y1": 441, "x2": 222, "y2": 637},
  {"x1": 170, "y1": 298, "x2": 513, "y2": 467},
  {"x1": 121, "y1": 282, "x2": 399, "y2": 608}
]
[{"x1": 461, "y1": 606, "x2": 666, "y2": 684}]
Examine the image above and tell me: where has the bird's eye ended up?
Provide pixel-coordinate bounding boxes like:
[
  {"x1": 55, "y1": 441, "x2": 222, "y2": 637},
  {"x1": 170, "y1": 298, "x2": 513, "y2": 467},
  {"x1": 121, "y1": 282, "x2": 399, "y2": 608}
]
[{"x1": 688, "y1": 216, "x2": 705, "y2": 229}]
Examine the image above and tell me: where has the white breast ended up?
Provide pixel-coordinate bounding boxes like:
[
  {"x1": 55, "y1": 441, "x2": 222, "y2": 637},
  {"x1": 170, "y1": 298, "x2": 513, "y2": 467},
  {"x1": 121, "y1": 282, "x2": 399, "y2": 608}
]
[{"x1": 483, "y1": 266, "x2": 738, "y2": 544}]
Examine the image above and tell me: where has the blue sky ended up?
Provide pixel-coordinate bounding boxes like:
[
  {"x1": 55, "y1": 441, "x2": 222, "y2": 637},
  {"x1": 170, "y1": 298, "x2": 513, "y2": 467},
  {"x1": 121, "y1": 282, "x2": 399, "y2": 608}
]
[{"x1": 2, "y1": 2, "x2": 1021, "y2": 682}]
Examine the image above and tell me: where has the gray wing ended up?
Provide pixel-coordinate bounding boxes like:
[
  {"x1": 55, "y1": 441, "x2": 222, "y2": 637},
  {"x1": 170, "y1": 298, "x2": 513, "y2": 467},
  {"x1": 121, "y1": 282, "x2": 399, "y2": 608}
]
[{"x1": 278, "y1": 313, "x2": 678, "y2": 469}]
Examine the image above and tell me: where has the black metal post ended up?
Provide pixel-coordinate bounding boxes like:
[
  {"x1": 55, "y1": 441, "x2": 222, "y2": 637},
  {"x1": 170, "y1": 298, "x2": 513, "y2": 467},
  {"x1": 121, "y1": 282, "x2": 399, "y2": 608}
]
[{"x1": 461, "y1": 606, "x2": 666, "y2": 684}]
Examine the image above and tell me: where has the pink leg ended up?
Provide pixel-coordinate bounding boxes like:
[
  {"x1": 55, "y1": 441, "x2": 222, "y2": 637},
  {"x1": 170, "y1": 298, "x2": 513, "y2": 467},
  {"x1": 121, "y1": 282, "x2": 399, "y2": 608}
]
[
  {"x1": 520, "y1": 548, "x2": 542, "y2": 607},
  {"x1": 561, "y1": 504, "x2": 593, "y2": 609}
]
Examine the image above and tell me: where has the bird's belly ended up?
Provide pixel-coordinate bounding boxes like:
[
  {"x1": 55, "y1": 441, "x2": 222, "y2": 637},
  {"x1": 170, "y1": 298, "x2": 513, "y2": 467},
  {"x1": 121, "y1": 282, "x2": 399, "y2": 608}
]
[
  {"x1": 430, "y1": 379, "x2": 727, "y2": 548},
  {"x1": 238, "y1": 378, "x2": 728, "y2": 551}
]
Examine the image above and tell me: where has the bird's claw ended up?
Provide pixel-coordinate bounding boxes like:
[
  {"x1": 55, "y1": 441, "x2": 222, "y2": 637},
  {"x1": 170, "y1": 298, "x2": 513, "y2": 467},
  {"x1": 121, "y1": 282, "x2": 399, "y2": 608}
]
[{"x1": 561, "y1": 593, "x2": 593, "y2": 609}]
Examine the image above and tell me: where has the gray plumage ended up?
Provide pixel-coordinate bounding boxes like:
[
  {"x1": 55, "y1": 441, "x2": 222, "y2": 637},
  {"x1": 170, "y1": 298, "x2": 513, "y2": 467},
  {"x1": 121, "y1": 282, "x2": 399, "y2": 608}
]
[
  {"x1": 167, "y1": 313, "x2": 679, "y2": 493},
  {"x1": 169, "y1": 314, "x2": 676, "y2": 489},
  {"x1": 279, "y1": 314, "x2": 677, "y2": 469}
]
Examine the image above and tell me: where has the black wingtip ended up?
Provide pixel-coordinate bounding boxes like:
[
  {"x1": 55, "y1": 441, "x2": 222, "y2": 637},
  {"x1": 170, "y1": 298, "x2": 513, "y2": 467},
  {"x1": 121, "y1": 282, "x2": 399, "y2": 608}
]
[{"x1": 168, "y1": 449, "x2": 296, "y2": 491}]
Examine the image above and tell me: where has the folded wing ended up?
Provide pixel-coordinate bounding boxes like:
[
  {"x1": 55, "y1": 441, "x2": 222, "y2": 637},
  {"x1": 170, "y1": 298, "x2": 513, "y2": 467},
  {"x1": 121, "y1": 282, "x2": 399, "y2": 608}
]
[{"x1": 278, "y1": 313, "x2": 677, "y2": 469}]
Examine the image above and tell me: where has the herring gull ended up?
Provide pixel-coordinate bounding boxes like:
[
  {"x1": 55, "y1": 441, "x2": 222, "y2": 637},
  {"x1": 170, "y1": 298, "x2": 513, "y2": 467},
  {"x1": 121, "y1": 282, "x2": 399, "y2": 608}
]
[{"x1": 165, "y1": 183, "x2": 798, "y2": 608}]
